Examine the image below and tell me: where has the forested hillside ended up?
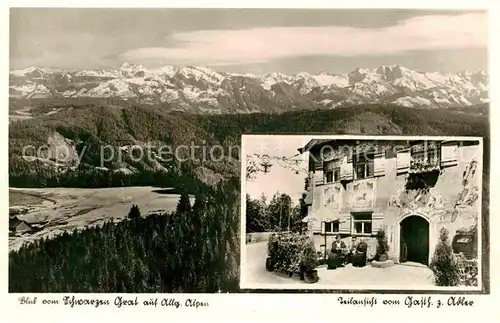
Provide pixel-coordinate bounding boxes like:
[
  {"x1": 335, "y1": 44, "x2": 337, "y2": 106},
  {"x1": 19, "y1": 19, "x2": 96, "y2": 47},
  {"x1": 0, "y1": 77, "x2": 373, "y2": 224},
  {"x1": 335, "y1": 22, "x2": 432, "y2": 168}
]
[
  {"x1": 9, "y1": 102, "x2": 489, "y2": 190},
  {"x1": 9, "y1": 184, "x2": 240, "y2": 293},
  {"x1": 197, "y1": 104, "x2": 489, "y2": 144}
]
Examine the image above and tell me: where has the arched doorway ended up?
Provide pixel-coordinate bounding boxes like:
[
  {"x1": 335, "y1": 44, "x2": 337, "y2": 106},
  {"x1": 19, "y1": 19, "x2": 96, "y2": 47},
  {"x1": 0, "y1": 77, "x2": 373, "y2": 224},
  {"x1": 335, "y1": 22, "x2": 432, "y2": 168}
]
[{"x1": 399, "y1": 215, "x2": 430, "y2": 265}]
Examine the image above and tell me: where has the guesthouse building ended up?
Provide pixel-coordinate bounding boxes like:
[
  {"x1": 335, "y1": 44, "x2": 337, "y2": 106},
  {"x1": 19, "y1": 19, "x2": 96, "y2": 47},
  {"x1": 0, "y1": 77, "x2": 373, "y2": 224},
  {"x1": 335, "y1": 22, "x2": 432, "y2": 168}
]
[
  {"x1": 9, "y1": 216, "x2": 34, "y2": 234},
  {"x1": 299, "y1": 138, "x2": 482, "y2": 265}
]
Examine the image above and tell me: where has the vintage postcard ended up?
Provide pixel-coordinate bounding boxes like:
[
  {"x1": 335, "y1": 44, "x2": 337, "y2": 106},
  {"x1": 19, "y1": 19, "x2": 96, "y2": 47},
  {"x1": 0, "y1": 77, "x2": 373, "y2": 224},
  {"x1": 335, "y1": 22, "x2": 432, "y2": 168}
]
[
  {"x1": 3, "y1": 4, "x2": 493, "y2": 321},
  {"x1": 241, "y1": 135, "x2": 485, "y2": 291}
]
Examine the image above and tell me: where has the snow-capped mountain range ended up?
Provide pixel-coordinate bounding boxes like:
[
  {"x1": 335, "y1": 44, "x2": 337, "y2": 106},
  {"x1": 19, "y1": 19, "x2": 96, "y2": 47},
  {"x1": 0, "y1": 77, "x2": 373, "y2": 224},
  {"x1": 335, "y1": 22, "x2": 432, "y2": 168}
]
[{"x1": 9, "y1": 63, "x2": 488, "y2": 113}]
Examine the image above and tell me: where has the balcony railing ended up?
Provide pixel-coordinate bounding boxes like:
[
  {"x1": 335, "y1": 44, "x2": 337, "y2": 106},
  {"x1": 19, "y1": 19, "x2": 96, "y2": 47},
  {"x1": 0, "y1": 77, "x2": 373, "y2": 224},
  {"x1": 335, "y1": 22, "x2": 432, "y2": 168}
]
[{"x1": 409, "y1": 142, "x2": 441, "y2": 174}]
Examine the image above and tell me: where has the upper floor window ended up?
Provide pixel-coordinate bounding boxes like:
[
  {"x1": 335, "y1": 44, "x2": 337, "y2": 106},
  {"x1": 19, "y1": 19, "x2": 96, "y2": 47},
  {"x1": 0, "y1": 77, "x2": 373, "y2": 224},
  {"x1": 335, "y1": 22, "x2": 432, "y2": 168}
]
[
  {"x1": 352, "y1": 213, "x2": 372, "y2": 235},
  {"x1": 324, "y1": 159, "x2": 341, "y2": 183},
  {"x1": 410, "y1": 141, "x2": 441, "y2": 173},
  {"x1": 353, "y1": 154, "x2": 374, "y2": 180},
  {"x1": 325, "y1": 221, "x2": 340, "y2": 233}
]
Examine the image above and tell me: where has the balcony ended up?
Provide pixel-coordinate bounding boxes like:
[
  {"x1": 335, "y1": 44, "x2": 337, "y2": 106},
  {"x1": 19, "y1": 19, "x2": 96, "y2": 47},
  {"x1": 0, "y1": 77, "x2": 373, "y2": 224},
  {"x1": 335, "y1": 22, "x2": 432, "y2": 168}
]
[{"x1": 409, "y1": 142, "x2": 441, "y2": 174}]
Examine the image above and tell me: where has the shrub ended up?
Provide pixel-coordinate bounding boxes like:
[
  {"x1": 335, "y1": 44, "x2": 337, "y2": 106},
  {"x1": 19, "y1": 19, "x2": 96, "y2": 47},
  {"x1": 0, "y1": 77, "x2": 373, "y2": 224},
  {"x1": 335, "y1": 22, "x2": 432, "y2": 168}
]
[
  {"x1": 375, "y1": 228, "x2": 389, "y2": 260},
  {"x1": 267, "y1": 232, "x2": 317, "y2": 274},
  {"x1": 430, "y1": 228, "x2": 460, "y2": 286}
]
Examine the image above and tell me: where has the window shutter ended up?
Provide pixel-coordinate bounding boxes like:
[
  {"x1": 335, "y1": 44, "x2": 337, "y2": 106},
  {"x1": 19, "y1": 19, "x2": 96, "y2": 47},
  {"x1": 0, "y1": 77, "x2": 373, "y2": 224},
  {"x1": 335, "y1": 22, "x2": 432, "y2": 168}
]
[
  {"x1": 347, "y1": 151, "x2": 353, "y2": 163},
  {"x1": 324, "y1": 161, "x2": 334, "y2": 171},
  {"x1": 321, "y1": 221, "x2": 325, "y2": 234},
  {"x1": 340, "y1": 156, "x2": 353, "y2": 181},
  {"x1": 396, "y1": 149, "x2": 410, "y2": 174},
  {"x1": 314, "y1": 156, "x2": 323, "y2": 168},
  {"x1": 314, "y1": 158, "x2": 324, "y2": 186},
  {"x1": 304, "y1": 190, "x2": 313, "y2": 205},
  {"x1": 314, "y1": 170, "x2": 324, "y2": 186},
  {"x1": 441, "y1": 141, "x2": 458, "y2": 167},
  {"x1": 313, "y1": 220, "x2": 321, "y2": 233},
  {"x1": 371, "y1": 213, "x2": 384, "y2": 233},
  {"x1": 339, "y1": 214, "x2": 350, "y2": 234},
  {"x1": 373, "y1": 152, "x2": 386, "y2": 177}
]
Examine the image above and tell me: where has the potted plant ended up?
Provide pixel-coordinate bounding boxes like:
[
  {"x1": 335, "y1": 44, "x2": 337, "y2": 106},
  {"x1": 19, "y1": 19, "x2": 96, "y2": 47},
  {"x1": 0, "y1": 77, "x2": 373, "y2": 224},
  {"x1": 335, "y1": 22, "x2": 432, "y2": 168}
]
[
  {"x1": 376, "y1": 228, "x2": 389, "y2": 262},
  {"x1": 265, "y1": 257, "x2": 275, "y2": 271},
  {"x1": 266, "y1": 233, "x2": 278, "y2": 271},
  {"x1": 299, "y1": 239, "x2": 319, "y2": 283}
]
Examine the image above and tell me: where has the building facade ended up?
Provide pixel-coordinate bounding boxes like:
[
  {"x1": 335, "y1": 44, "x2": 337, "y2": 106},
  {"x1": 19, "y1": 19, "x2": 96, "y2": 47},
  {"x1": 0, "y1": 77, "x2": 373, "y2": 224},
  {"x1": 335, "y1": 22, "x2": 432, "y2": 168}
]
[{"x1": 299, "y1": 138, "x2": 482, "y2": 265}]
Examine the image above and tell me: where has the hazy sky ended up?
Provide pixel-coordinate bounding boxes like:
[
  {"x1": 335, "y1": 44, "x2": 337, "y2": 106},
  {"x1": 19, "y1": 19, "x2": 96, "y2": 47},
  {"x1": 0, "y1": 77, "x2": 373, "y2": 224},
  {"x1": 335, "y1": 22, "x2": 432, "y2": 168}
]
[
  {"x1": 10, "y1": 9, "x2": 487, "y2": 73},
  {"x1": 245, "y1": 135, "x2": 316, "y2": 203}
]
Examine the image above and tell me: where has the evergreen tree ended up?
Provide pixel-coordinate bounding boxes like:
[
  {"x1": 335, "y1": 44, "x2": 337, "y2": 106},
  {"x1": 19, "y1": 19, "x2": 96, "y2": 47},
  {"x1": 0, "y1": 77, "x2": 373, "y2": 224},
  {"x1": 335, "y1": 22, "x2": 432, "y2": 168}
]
[
  {"x1": 193, "y1": 194, "x2": 208, "y2": 213},
  {"x1": 176, "y1": 191, "x2": 192, "y2": 214},
  {"x1": 267, "y1": 192, "x2": 292, "y2": 232},
  {"x1": 128, "y1": 204, "x2": 141, "y2": 219},
  {"x1": 430, "y1": 228, "x2": 460, "y2": 286},
  {"x1": 246, "y1": 194, "x2": 270, "y2": 232}
]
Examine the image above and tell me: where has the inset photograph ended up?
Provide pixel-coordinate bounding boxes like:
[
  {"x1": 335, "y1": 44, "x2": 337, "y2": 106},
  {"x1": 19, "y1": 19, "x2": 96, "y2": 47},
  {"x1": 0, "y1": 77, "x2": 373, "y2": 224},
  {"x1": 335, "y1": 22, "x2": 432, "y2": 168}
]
[{"x1": 241, "y1": 135, "x2": 484, "y2": 290}]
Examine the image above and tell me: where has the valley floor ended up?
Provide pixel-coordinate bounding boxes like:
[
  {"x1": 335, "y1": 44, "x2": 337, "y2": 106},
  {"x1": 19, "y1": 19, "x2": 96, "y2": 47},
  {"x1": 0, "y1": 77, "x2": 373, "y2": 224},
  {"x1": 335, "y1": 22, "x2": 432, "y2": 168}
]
[{"x1": 9, "y1": 186, "x2": 191, "y2": 251}]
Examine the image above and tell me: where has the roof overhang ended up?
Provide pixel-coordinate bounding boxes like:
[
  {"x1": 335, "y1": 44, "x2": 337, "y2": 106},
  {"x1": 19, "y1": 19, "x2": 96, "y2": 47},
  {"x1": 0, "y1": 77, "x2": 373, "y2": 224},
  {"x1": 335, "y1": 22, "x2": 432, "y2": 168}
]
[
  {"x1": 301, "y1": 207, "x2": 343, "y2": 223},
  {"x1": 297, "y1": 139, "x2": 333, "y2": 154}
]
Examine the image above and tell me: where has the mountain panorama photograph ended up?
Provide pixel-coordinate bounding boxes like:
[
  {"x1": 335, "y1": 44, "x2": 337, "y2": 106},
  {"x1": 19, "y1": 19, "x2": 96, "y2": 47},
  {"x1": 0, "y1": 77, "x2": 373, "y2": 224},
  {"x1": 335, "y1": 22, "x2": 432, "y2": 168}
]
[{"x1": 8, "y1": 8, "x2": 489, "y2": 293}]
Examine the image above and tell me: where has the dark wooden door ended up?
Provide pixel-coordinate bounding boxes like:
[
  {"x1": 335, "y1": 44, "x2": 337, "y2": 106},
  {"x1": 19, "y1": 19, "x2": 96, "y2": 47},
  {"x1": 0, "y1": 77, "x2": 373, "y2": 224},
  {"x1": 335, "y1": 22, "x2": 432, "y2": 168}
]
[{"x1": 400, "y1": 216, "x2": 429, "y2": 265}]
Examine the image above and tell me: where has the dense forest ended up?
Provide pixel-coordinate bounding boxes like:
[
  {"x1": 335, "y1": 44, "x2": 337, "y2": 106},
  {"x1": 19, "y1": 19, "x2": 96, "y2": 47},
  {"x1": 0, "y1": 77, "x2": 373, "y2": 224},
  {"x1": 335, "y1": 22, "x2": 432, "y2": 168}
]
[
  {"x1": 9, "y1": 185, "x2": 240, "y2": 293},
  {"x1": 246, "y1": 179, "x2": 309, "y2": 233},
  {"x1": 9, "y1": 158, "x2": 210, "y2": 196},
  {"x1": 9, "y1": 102, "x2": 489, "y2": 189},
  {"x1": 197, "y1": 103, "x2": 489, "y2": 144}
]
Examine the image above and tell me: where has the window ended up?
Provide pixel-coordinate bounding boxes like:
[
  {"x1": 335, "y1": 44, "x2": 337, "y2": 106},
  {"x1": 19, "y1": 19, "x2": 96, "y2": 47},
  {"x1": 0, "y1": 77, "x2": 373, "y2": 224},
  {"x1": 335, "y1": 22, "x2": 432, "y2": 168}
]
[
  {"x1": 410, "y1": 141, "x2": 441, "y2": 173},
  {"x1": 325, "y1": 171, "x2": 334, "y2": 183},
  {"x1": 324, "y1": 159, "x2": 341, "y2": 183},
  {"x1": 352, "y1": 213, "x2": 372, "y2": 235},
  {"x1": 353, "y1": 154, "x2": 374, "y2": 180},
  {"x1": 325, "y1": 221, "x2": 340, "y2": 233}
]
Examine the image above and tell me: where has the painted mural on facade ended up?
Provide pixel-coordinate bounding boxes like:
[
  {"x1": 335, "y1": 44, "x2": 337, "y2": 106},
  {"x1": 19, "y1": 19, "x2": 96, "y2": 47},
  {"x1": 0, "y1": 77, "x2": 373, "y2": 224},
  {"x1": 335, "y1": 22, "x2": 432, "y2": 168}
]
[
  {"x1": 351, "y1": 181, "x2": 375, "y2": 209},
  {"x1": 324, "y1": 186, "x2": 341, "y2": 209},
  {"x1": 388, "y1": 158, "x2": 480, "y2": 223},
  {"x1": 388, "y1": 186, "x2": 446, "y2": 220},
  {"x1": 451, "y1": 159, "x2": 480, "y2": 223}
]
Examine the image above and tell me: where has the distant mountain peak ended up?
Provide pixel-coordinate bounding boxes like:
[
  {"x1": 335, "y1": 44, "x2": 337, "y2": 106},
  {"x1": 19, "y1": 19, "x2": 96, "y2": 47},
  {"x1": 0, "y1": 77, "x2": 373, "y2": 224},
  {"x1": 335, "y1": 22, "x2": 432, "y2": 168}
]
[
  {"x1": 10, "y1": 65, "x2": 47, "y2": 77},
  {"x1": 9, "y1": 64, "x2": 488, "y2": 114},
  {"x1": 120, "y1": 62, "x2": 142, "y2": 69}
]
